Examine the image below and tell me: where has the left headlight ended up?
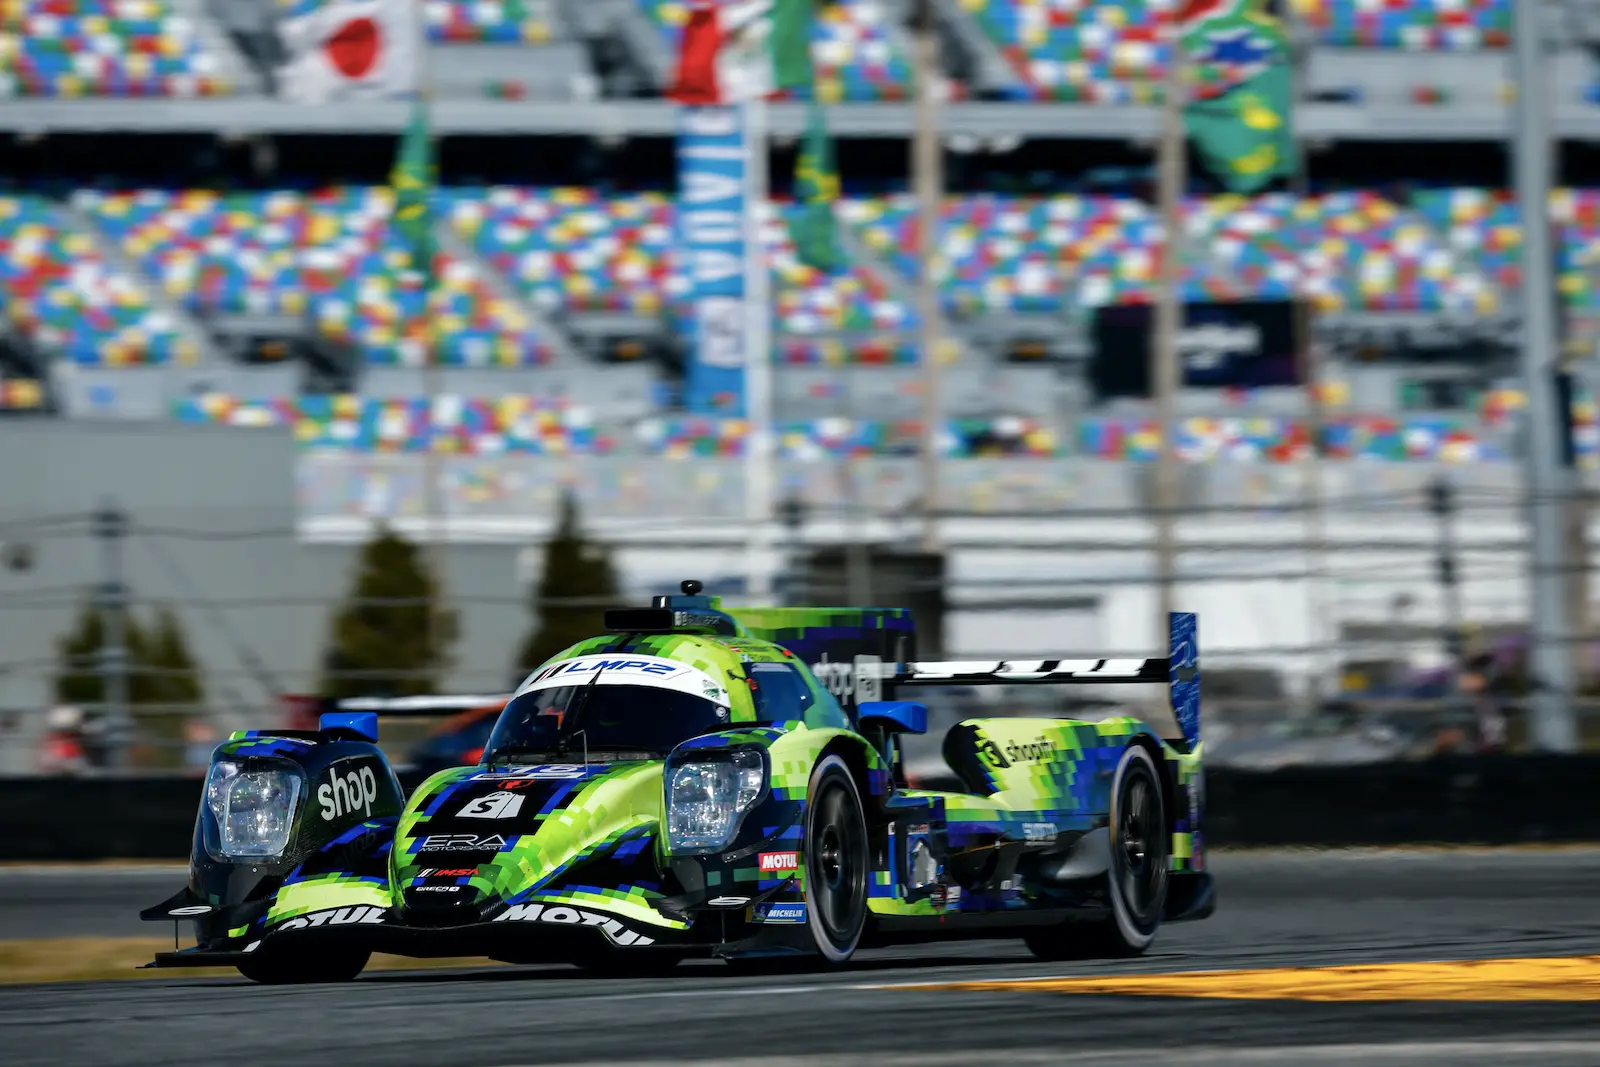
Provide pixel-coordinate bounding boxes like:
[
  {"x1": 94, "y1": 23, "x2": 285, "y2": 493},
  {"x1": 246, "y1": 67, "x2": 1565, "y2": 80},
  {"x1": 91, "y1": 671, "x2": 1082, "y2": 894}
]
[
  {"x1": 665, "y1": 748, "x2": 767, "y2": 854},
  {"x1": 204, "y1": 760, "x2": 303, "y2": 860}
]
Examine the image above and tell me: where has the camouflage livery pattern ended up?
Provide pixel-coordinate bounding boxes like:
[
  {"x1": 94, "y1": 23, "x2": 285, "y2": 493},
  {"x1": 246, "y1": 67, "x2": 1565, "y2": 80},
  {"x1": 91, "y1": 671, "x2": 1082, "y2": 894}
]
[{"x1": 145, "y1": 599, "x2": 1211, "y2": 968}]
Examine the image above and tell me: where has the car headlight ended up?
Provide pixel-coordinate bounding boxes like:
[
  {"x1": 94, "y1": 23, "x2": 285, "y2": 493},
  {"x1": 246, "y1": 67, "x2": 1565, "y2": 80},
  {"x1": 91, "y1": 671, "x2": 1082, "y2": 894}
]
[
  {"x1": 665, "y1": 748, "x2": 767, "y2": 853},
  {"x1": 204, "y1": 760, "x2": 303, "y2": 860}
]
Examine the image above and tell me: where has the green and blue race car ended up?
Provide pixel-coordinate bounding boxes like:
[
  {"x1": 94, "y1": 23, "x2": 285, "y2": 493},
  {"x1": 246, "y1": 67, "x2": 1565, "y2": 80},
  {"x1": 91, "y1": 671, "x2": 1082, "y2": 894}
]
[{"x1": 142, "y1": 581, "x2": 1213, "y2": 982}]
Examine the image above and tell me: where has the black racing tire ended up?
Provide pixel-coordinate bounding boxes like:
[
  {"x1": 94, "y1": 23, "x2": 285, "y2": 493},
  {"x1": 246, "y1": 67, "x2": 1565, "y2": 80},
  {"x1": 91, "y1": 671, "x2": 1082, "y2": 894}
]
[
  {"x1": 1024, "y1": 744, "x2": 1169, "y2": 961},
  {"x1": 801, "y1": 754, "x2": 869, "y2": 966},
  {"x1": 573, "y1": 952, "x2": 687, "y2": 977},
  {"x1": 236, "y1": 946, "x2": 370, "y2": 985}
]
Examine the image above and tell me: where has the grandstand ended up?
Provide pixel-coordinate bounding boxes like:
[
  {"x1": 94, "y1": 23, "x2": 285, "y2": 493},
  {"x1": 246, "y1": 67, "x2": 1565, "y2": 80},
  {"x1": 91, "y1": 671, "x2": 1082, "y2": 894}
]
[{"x1": 2, "y1": 0, "x2": 1599, "y2": 483}]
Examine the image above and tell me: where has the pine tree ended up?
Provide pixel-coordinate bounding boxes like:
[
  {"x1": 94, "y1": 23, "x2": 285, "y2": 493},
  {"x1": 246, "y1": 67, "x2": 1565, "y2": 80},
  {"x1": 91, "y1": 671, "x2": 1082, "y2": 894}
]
[
  {"x1": 147, "y1": 605, "x2": 204, "y2": 707},
  {"x1": 514, "y1": 492, "x2": 620, "y2": 681},
  {"x1": 53, "y1": 600, "x2": 184, "y2": 769},
  {"x1": 54, "y1": 601, "x2": 152, "y2": 706},
  {"x1": 321, "y1": 524, "x2": 457, "y2": 699}
]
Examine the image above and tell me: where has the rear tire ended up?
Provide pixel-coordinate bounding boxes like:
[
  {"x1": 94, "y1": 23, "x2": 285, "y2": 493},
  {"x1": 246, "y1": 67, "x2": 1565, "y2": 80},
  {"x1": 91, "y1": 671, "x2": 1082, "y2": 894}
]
[
  {"x1": 1025, "y1": 744, "x2": 1168, "y2": 961},
  {"x1": 801, "y1": 755, "x2": 869, "y2": 966},
  {"x1": 236, "y1": 946, "x2": 370, "y2": 985}
]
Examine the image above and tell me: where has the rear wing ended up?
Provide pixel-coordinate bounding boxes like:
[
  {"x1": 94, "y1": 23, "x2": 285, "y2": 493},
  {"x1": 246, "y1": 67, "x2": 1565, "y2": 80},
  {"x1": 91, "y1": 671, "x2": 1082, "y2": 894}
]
[{"x1": 881, "y1": 612, "x2": 1201, "y2": 751}]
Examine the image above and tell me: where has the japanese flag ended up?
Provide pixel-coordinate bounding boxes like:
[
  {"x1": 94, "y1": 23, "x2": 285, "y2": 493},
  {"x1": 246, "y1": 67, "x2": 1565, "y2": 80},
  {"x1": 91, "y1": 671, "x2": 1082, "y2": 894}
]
[{"x1": 277, "y1": 0, "x2": 422, "y2": 103}]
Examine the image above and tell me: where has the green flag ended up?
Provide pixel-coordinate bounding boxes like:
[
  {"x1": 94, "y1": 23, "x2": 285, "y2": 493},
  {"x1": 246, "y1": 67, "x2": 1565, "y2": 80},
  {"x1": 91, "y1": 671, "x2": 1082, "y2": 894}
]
[
  {"x1": 392, "y1": 99, "x2": 437, "y2": 282},
  {"x1": 792, "y1": 100, "x2": 845, "y2": 274},
  {"x1": 1181, "y1": 8, "x2": 1293, "y2": 194}
]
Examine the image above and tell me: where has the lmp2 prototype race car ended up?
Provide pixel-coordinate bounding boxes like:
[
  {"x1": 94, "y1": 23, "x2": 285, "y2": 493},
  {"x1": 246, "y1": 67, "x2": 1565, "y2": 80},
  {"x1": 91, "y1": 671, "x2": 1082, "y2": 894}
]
[{"x1": 142, "y1": 581, "x2": 1213, "y2": 983}]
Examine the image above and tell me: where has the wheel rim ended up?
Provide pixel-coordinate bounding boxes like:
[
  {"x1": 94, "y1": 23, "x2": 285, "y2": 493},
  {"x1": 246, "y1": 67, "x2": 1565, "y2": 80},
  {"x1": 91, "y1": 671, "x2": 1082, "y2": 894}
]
[
  {"x1": 812, "y1": 780, "x2": 865, "y2": 946},
  {"x1": 1115, "y1": 764, "x2": 1166, "y2": 928}
]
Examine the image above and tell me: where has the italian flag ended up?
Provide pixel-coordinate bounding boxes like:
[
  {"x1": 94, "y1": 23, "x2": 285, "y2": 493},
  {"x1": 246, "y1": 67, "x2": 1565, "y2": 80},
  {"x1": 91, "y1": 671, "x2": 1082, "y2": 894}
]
[{"x1": 670, "y1": 0, "x2": 814, "y2": 105}]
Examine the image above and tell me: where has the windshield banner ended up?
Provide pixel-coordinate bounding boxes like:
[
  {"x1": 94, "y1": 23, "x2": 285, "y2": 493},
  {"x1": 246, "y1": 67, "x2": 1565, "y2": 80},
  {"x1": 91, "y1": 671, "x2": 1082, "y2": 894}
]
[{"x1": 516, "y1": 655, "x2": 731, "y2": 707}]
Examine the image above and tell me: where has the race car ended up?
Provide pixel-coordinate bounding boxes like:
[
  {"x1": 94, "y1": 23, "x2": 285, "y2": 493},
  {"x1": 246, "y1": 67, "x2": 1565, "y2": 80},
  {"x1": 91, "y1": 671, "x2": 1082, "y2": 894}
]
[{"x1": 141, "y1": 581, "x2": 1212, "y2": 983}]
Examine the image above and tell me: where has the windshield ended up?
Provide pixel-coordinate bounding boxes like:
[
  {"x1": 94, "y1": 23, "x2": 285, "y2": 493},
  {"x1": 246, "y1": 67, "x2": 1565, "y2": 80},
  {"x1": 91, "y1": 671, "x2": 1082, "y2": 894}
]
[{"x1": 483, "y1": 683, "x2": 729, "y2": 764}]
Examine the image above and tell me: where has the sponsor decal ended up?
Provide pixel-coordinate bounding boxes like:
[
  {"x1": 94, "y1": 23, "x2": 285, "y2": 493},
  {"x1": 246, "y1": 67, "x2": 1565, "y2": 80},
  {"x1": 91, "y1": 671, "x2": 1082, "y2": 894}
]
[
  {"x1": 673, "y1": 611, "x2": 727, "y2": 632},
  {"x1": 418, "y1": 833, "x2": 509, "y2": 853},
  {"x1": 1004, "y1": 736, "x2": 1055, "y2": 764},
  {"x1": 412, "y1": 886, "x2": 462, "y2": 894},
  {"x1": 975, "y1": 738, "x2": 1010, "y2": 769},
  {"x1": 907, "y1": 823, "x2": 931, "y2": 836},
  {"x1": 317, "y1": 761, "x2": 379, "y2": 822},
  {"x1": 470, "y1": 766, "x2": 589, "y2": 782},
  {"x1": 534, "y1": 658, "x2": 680, "y2": 683},
  {"x1": 167, "y1": 905, "x2": 214, "y2": 916},
  {"x1": 707, "y1": 896, "x2": 749, "y2": 907},
  {"x1": 276, "y1": 905, "x2": 385, "y2": 931},
  {"x1": 945, "y1": 885, "x2": 963, "y2": 907},
  {"x1": 456, "y1": 791, "x2": 526, "y2": 820},
  {"x1": 755, "y1": 902, "x2": 806, "y2": 924},
  {"x1": 1022, "y1": 822, "x2": 1057, "y2": 843},
  {"x1": 976, "y1": 735, "x2": 1055, "y2": 770},
  {"x1": 415, "y1": 868, "x2": 477, "y2": 878},
  {"x1": 494, "y1": 903, "x2": 657, "y2": 946},
  {"x1": 809, "y1": 654, "x2": 883, "y2": 705},
  {"x1": 759, "y1": 851, "x2": 799, "y2": 873}
]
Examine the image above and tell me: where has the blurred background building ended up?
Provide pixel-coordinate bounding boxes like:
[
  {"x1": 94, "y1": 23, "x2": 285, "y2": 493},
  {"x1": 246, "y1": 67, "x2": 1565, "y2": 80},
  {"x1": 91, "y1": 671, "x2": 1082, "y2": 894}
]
[{"x1": 0, "y1": 0, "x2": 1594, "y2": 775}]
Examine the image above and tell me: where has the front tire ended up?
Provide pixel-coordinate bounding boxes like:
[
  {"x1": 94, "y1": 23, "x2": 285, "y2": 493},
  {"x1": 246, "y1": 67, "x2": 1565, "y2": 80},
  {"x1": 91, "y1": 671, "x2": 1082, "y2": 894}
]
[
  {"x1": 802, "y1": 754, "x2": 869, "y2": 965},
  {"x1": 236, "y1": 945, "x2": 370, "y2": 985},
  {"x1": 1025, "y1": 744, "x2": 1169, "y2": 960}
]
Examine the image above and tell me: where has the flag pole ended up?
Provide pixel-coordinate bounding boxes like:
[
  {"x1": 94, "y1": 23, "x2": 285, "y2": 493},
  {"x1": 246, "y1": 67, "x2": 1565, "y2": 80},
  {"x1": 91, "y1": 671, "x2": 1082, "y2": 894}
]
[
  {"x1": 744, "y1": 95, "x2": 775, "y2": 600},
  {"x1": 912, "y1": 0, "x2": 943, "y2": 554},
  {"x1": 415, "y1": 0, "x2": 446, "y2": 677},
  {"x1": 1152, "y1": 12, "x2": 1186, "y2": 641}
]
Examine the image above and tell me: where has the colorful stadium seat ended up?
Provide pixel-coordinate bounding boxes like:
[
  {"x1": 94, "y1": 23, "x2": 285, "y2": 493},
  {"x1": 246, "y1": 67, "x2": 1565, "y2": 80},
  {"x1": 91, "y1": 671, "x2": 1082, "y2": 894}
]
[
  {"x1": 638, "y1": 0, "x2": 914, "y2": 101},
  {"x1": 1289, "y1": 0, "x2": 1508, "y2": 50},
  {"x1": 425, "y1": 0, "x2": 553, "y2": 43},
  {"x1": 84, "y1": 187, "x2": 553, "y2": 367},
  {"x1": 964, "y1": 0, "x2": 1509, "y2": 101},
  {"x1": 164, "y1": 390, "x2": 1560, "y2": 463},
  {"x1": 0, "y1": 194, "x2": 195, "y2": 365},
  {"x1": 0, "y1": 0, "x2": 233, "y2": 97},
  {"x1": 964, "y1": 0, "x2": 1167, "y2": 103}
]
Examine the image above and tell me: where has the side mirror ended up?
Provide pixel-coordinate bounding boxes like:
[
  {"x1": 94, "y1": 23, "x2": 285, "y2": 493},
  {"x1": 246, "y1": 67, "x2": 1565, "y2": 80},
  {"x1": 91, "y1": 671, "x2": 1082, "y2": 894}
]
[
  {"x1": 320, "y1": 711, "x2": 379, "y2": 742},
  {"x1": 858, "y1": 701, "x2": 928, "y2": 736}
]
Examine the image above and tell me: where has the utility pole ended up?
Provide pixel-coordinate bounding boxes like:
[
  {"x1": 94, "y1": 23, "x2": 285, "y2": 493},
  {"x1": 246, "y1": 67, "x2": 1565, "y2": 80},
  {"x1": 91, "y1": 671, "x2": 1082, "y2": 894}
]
[
  {"x1": 94, "y1": 498, "x2": 131, "y2": 771},
  {"x1": 779, "y1": 494, "x2": 806, "y2": 605},
  {"x1": 1511, "y1": 0, "x2": 1578, "y2": 751},
  {"x1": 912, "y1": 0, "x2": 944, "y2": 554},
  {"x1": 743, "y1": 96, "x2": 775, "y2": 600},
  {"x1": 1428, "y1": 476, "x2": 1464, "y2": 665},
  {"x1": 1555, "y1": 246, "x2": 1591, "y2": 690},
  {"x1": 1151, "y1": 14, "x2": 1187, "y2": 633},
  {"x1": 416, "y1": 2, "x2": 448, "y2": 675},
  {"x1": 1286, "y1": 8, "x2": 1330, "y2": 705}
]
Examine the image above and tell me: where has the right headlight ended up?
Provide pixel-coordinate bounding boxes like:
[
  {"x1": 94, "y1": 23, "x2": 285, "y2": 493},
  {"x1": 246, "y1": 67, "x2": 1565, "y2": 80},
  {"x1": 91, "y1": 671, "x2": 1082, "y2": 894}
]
[
  {"x1": 665, "y1": 748, "x2": 768, "y2": 854},
  {"x1": 203, "y1": 760, "x2": 304, "y2": 860}
]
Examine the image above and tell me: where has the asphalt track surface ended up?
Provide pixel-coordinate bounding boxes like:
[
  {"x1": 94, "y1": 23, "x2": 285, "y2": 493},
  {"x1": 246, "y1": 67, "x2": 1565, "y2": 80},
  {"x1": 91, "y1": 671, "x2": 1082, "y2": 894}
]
[{"x1": 5, "y1": 849, "x2": 1600, "y2": 1067}]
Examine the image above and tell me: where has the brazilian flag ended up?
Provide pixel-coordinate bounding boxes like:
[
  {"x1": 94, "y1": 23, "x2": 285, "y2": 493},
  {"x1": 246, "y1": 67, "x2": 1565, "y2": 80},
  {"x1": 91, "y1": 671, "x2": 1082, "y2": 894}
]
[
  {"x1": 392, "y1": 99, "x2": 437, "y2": 283},
  {"x1": 1181, "y1": 6, "x2": 1293, "y2": 194},
  {"x1": 792, "y1": 101, "x2": 846, "y2": 274}
]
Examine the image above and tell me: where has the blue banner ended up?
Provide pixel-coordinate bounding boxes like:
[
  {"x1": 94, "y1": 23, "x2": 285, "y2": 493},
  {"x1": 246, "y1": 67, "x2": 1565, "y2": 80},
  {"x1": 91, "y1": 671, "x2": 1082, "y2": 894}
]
[{"x1": 677, "y1": 105, "x2": 748, "y2": 416}]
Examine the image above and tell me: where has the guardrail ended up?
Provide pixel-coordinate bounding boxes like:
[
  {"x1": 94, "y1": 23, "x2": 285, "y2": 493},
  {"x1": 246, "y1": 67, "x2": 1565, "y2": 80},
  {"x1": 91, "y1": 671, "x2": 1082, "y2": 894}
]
[{"x1": 3, "y1": 758, "x2": 1599, "y2": 860}]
